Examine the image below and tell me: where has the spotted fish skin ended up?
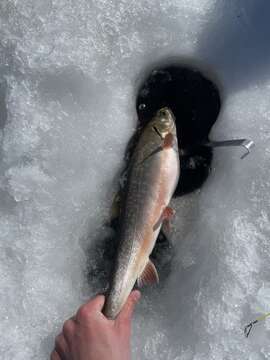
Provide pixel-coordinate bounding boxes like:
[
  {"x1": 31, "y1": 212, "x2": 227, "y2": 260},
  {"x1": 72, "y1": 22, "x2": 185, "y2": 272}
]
[{"x1": 103, "y1": 108, "x2": 180, "y2": 319}]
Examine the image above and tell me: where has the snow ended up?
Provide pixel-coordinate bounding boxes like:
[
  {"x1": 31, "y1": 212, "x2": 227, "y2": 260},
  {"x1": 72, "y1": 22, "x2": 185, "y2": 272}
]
[{"x1": 1, "y1": 0, "x2": 270, "y2": 359}]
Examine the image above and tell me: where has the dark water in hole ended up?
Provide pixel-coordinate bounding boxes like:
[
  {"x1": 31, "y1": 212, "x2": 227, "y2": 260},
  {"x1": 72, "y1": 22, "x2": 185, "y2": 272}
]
[
  {"x1": 87, "y1": 65, "x2": 221, "y2": 291},
  {"x1": 136, "y1": 65, "x2": 221, "y2": 196}
]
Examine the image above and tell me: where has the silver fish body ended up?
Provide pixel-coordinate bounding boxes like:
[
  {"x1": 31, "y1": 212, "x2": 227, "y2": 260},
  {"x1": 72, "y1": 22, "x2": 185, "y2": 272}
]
[{"x1": 103, "y1": 107, "x2": 180, "y2": 319}]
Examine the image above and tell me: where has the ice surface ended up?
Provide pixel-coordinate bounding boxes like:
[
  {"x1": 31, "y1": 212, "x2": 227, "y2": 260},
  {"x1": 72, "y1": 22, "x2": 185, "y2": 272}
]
[{"x1": 1, "y1": 0, "x2": 270, "y2": 359}]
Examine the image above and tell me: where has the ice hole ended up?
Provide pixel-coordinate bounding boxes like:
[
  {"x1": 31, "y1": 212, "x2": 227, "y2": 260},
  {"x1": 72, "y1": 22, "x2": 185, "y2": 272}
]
[{"x1": 136, "y1": 64, "x2": 221, "y2": 195}]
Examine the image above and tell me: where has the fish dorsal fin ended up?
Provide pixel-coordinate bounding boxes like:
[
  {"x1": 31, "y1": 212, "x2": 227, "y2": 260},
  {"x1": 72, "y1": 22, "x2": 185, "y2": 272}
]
[{"x1": 137, "y1": 259, "x2": 159, "y2": 288}]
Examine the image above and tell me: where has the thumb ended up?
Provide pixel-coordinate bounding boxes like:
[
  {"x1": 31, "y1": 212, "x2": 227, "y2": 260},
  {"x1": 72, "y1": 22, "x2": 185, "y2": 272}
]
[
  {"x1": 117, "y1": 290, "x2": 141, "y2": 325},
  {"x1": 88, "y1": 294, "x2": 106, "y2": 312},
  {"x1": 76, "y1": 295, "x2": 105, "y2": 322}
]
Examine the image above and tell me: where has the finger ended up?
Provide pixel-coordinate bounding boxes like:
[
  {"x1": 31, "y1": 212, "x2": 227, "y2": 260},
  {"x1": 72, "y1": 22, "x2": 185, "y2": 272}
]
[
  {"x1": 76, "y1": 295, "x2": 105, "y2": 322},
  {"x1": 55, "y1": 334, "x2": 69, "y2": 360},
  {"x1": 116, "y1": 290, "x2": 141, "y2": 325},
  {"x1": 62, "y1": 318, "x2": 75, "y2": 341},
  {"x1": 50, "y1": 350, "x2": 61, "y2": 360}
]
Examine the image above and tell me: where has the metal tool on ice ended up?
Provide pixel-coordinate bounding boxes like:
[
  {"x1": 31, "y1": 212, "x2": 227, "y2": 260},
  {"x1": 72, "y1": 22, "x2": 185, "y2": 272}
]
[{"x1": 204, "y1": 138, "x2": 255, "y2": 159}]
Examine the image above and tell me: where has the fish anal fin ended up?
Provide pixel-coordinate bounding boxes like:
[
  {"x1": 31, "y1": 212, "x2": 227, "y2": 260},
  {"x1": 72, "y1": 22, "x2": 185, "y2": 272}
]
[
  {"x1": 137, "y1": 259, "x2": 159, "y2": 288},
  {"x1": 153, "y1": 206, "x2": 175, "y2": 231},
  {"x1": 162, "y1": 133, "x2": 174, "y2": 149}
]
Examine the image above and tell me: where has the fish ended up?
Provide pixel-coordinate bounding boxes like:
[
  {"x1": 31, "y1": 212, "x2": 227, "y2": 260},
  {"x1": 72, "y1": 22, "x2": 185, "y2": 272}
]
[{"x1": 103, "y1": 107, "x2": 180, "y2": 319}]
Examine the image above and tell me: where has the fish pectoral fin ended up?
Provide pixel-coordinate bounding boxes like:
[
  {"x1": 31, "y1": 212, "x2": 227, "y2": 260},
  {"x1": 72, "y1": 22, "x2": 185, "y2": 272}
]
[
  {"x1": 153, "y1": 206, "x2": 175, "y2": 232},
  {"x1": 162, "y1": 133, "x2": 174, "y2": 149},
  {"x1": 140, "y1": 146, "x2": 163, "y2": 164},
  {"x1": 137, "y1": 259, "x2": 159, "y2": 288}
]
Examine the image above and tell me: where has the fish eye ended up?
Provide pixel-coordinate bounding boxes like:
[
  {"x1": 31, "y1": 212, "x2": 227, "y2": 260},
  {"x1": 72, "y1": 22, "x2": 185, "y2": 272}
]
[{"x1": 159, "y1": 110, "x2": 167, "y2": 116}]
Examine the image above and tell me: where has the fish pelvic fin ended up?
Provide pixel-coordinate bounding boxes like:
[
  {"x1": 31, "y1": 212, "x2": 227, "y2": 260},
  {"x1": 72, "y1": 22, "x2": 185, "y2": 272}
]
[
  {"x1": 153, "y1": 206, "x2": 175, "y2": 232},
  {"x1": 137, "y1": 259, "x2": 159, "y2": 288}
]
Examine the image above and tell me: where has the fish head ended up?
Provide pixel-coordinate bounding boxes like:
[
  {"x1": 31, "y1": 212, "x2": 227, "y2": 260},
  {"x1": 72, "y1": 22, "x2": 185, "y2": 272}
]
[{"x1": 150, "y1": 107, "x2": 176, "y2": 139}]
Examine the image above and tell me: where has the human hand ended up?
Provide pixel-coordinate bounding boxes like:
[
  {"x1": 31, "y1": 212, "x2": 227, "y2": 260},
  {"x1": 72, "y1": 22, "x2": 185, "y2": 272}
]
[{"x1": 51, "y1": 290, "x2": 141, "y2": 360}]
